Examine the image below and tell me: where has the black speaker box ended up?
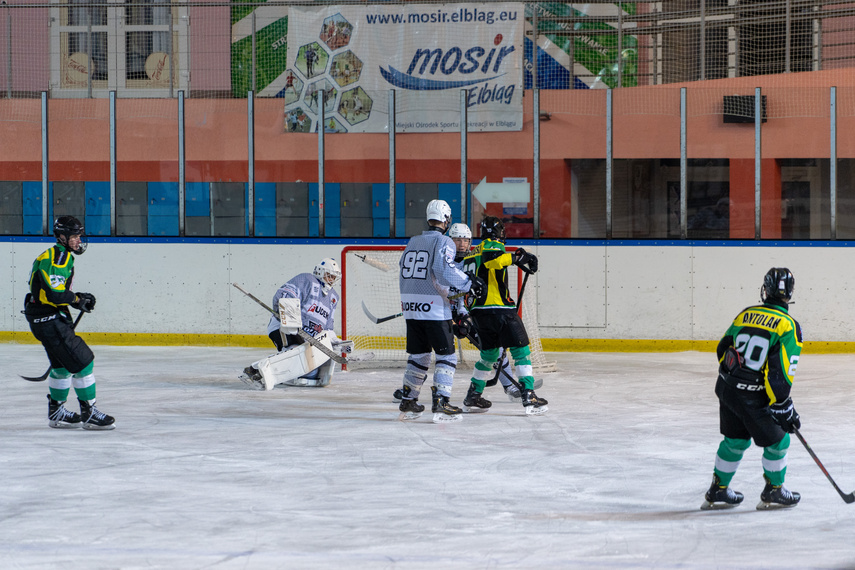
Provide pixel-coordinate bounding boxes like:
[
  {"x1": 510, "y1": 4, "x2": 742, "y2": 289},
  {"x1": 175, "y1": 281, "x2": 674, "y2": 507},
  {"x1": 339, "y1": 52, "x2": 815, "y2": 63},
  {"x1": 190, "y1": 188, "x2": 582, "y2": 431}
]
[{"x1": 723, "y1": 95, "x2": 767, "y2": 123}]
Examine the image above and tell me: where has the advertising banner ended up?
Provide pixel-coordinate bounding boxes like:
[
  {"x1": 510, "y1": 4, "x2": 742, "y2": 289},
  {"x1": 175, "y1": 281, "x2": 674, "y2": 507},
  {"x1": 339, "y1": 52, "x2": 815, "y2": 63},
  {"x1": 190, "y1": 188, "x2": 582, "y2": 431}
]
[
  {"x1": 286, "y1": 3, "x2": 524, "y2": 133},
  {"x1": 526, "y1": 3, "x2": 637, "y2": 89},
  {"x1": 231, "y1": 0, "x2": 290, "y2": 97}
]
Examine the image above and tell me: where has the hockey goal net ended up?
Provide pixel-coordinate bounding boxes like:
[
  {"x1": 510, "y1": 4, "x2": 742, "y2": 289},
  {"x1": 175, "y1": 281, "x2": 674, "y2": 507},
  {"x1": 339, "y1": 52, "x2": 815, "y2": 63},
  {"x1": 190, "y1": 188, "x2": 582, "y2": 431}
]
[{"x1": 341, "y1": 245, "x2": 556, "y2": 373}]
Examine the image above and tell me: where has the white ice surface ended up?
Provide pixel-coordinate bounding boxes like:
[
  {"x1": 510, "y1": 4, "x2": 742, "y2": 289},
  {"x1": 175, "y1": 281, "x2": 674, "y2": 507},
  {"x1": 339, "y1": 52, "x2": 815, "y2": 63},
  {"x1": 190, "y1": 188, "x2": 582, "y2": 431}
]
[{"x1": 1, "y1": 344, "x2": 854, "y2": 569}]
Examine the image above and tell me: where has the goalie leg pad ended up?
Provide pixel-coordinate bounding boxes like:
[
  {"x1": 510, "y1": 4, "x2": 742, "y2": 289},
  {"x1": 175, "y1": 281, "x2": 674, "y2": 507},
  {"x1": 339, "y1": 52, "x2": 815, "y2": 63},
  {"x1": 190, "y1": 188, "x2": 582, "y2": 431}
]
[
  {"x1": 256, "y1": 338, "x2": 333, "y2": 390},
  {"x1": 314, "y1": 358, "x2": 336, "y2": 387}
]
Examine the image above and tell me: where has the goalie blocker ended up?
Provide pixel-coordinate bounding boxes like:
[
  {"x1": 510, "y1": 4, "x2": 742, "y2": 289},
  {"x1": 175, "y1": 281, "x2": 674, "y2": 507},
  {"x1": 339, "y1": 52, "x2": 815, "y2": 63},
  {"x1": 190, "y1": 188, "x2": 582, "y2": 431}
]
[{"x1": 244, "y1": 297, "x2": 353, "y2": 390}]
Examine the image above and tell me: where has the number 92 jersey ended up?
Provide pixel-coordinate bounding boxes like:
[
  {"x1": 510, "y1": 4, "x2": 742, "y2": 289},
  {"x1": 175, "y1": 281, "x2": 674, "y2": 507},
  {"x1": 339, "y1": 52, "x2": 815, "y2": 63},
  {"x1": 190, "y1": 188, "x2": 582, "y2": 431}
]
[
  {"x1": 716, "y1": 303, "x2": 803, "y2": 404},
  {"x1": 399, "y1": 230, "x2": 472, "y2": 321}
]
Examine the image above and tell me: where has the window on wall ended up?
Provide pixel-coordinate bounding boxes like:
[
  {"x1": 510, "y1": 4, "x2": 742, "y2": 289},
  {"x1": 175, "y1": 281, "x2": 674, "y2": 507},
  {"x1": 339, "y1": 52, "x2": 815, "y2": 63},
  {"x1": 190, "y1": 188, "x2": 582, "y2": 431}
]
[{"x1": 51, "y1": 0, "x2": 188, "y2": 97}]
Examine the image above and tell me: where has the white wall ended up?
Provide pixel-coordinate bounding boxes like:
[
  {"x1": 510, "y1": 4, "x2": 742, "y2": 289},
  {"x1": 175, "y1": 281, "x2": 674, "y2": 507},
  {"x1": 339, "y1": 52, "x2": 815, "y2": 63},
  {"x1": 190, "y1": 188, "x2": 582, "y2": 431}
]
[
  {"x1": 536, "y1": 244, "x2": 854, "y2": 342},
  {"x1": 3, "y1": 240, "x2": 851, "y2": 342}
]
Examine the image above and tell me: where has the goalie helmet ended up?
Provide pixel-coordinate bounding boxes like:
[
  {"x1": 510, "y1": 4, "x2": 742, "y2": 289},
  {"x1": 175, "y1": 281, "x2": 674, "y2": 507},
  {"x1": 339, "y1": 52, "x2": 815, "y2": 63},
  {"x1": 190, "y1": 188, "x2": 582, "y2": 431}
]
[
  {"x1": 447, "y1": 223, "x2": 472, "y2": 261},
  {"x1": 426, "y1": 199, "x2": 452, "y2": 227},
  {"x1": 479, "y1": 216, "x2": 505, "y2": 243},
  {"x1": 761, "y1": 267, "x2": 795, "y2": 304},
  {"x1": 313, "y1": 257, "x2": 341, "y2": 295},
  {"x1": 53, "y1": 215, "x2": 87, "y2": 254}
]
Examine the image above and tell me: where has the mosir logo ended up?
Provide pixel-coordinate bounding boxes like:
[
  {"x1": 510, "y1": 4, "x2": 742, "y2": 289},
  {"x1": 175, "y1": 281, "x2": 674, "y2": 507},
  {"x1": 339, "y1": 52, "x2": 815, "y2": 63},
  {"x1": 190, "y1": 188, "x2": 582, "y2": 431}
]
[{"x1": 380, "y1": 40, "x2": 515, "y2": 91}]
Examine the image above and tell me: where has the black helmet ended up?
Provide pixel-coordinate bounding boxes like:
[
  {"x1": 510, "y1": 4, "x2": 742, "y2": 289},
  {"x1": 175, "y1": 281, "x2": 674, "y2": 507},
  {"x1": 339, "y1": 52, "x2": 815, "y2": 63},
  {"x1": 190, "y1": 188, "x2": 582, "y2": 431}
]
[
  {"x1": 480, "y1": 216, "x2": 505, "y2": 242},
  {"x1": 761, "y1": 267, "x2": 794, "y2": 304},
  {"x1": 53, "y1": 216, "x2": 87, "y2": 254}
]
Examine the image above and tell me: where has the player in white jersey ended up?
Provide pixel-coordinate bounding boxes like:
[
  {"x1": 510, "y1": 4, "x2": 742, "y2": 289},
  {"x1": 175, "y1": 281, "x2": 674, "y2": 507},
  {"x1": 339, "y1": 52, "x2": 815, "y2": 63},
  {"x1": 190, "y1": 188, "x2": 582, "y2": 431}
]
[
  {"x1": 397, "y1": 200, "x2": 485, "y2": 422},
  {"x1": 392, "y1": 222, "x2": 528, "y2": 405},
  {"x1": 241, "y1": 258, "x2": 345, "y2": 389}
]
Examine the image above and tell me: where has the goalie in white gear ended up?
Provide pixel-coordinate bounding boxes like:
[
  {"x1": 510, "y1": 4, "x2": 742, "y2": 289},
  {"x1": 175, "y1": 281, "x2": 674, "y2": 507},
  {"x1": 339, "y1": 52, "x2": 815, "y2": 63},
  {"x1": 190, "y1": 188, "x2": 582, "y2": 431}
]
[{"x1": 240, "y1": 258, "x2": 351, "y2": 390}]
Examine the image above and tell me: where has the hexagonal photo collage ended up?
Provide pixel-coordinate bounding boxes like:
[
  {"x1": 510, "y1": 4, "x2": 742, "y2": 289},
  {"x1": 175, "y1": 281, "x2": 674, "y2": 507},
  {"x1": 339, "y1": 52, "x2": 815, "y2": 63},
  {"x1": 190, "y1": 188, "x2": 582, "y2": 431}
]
[{"x1": 282, "y1": 13, "x2": 373, "y2": 133}]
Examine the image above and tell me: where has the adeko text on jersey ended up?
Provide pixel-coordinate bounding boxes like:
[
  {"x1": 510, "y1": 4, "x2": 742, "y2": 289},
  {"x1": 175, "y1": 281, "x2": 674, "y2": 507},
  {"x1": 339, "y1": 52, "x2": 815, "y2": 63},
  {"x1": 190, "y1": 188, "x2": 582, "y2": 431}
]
[{"x1": 402, "y1": 301, "x2": 434, "y2": 313}]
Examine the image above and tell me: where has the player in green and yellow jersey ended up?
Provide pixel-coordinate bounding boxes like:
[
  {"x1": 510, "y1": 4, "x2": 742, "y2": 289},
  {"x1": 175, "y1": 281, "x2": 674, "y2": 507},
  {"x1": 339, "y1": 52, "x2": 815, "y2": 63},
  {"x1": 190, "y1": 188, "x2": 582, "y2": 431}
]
[
  {"x1": 24, "y1": 216, "x2": 115, "y2": 430},
  {"x1": 461, "y1": 216, "x2": 547, "y2": 415},
  {"x1": 702, "y1": 267, "x2": 802, "y2": 510}
]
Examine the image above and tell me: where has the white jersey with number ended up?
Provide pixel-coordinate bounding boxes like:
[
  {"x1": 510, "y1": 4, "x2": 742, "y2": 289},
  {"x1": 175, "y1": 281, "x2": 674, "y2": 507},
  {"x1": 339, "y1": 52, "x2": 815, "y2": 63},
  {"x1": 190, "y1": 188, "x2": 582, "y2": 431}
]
[
  {"x1": 266, "y1": 272, "x2": 339, "y2": 338},
  {"x1": 399, "y1": 229, "x2": 471, "y2": 321}
]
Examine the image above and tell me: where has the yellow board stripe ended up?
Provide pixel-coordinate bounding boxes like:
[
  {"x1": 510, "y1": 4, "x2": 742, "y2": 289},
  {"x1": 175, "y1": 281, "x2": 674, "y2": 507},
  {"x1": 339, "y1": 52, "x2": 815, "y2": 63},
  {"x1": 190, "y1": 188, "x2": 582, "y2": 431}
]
[{"x1": 0, "y1": 333, "x2": 852, "y2": 354}]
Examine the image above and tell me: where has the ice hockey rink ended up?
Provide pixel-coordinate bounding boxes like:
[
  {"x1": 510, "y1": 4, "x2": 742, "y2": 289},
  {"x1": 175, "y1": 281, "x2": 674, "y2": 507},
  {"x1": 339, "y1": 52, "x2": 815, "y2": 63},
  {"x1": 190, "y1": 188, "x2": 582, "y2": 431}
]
[{"x1": 2, "y1": 344, "x2": 854, "y2": 569}]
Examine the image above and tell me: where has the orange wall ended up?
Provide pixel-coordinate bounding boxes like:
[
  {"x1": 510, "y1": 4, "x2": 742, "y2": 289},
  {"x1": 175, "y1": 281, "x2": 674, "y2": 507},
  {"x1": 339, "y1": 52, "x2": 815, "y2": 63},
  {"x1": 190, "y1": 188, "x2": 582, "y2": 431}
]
[
  {"x1": 1, "y1": 69, "x2": 854, "y2": 191},
  {"x1": 730, "y1": 159, "x2": 783, "y2": 239}
]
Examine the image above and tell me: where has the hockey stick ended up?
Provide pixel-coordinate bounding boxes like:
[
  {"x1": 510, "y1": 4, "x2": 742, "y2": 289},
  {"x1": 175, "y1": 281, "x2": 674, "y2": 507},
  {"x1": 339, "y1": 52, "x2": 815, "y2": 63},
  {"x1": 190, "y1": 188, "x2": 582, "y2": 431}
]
[
  {"x1": 794, "y1": 428, "x2": 855, "y2": 504},
  {"x1": 498, "y1": 270, "x2": 534, "y2": 394},
  {"x1": 21, "y1": 310, "x2": 86, "y2": 382},
  {"x1": 516, "y1": 270, "x2": 531, "y2": 316},
  {"x1": 355, "y1": 253, "x2": 392, "y2": 272},
  {"x1": 361, "y1": 301, "x2": 403, "y2": 324},
  {"x1": 231, "y1": 283, "x2": 347, "y2": 365}
]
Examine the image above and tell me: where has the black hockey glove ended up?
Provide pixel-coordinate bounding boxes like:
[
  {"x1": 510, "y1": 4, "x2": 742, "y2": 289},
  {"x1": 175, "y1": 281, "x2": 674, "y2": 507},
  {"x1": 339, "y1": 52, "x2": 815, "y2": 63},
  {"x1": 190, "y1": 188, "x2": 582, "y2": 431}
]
[
  {"x1": 770, "y1": 397, "x2": 801, "y2": 433},
  {"x1": 71, "y1": 292, "x2": 96, "y2": 313},
  {"x1": 453, "y1": 315, "x2": 472, "y2": 339},
  {"x1": 513, "y1": 248, "x2": 538, "y2": 274},
  {"x1": 467, "y1": 273, "x2": 486, "y2": 301}
]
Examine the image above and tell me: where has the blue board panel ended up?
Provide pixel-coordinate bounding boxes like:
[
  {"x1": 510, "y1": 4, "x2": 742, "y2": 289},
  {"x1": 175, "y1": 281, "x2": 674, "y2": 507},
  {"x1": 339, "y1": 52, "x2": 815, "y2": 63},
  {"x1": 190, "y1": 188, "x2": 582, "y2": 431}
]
[
  {"x1": 438, "y1": 184, "x2": 462, "y2": 221},
  {"x1": 185, "y1": 182, "x2": 210, "y2": 217},
  {"x1": 148, "y1": 182, "x2": 179, "y2": 236},
  {"x1": 85, "y1": 182, "x2": 110, "y2": 236},
  {"x1": 372, "y1": 184, "x2": 389, "y2": 237},
  {"x1": 23, "y1": 182, "x2": 42, "y2": 235}
]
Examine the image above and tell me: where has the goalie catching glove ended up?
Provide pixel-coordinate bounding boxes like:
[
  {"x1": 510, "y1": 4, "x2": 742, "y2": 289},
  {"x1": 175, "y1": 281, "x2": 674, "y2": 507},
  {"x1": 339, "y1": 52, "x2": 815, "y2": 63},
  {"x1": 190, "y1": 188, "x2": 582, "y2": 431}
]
[
  {"x1": 770, "y1": 397, "x2": 800, "y2": 433},
  {"x1": 513, "y1": 248, "x2": 538, "y2": 274},
  {"x1": 71, "y1": 292, "x2": 96, "y2": 313}
]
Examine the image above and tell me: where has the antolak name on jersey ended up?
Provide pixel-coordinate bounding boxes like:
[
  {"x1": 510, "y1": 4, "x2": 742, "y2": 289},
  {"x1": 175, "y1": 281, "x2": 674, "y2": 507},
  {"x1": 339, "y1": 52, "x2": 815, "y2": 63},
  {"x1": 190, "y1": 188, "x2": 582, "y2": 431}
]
[{"x1": 741, "y1": 312, "x2": 782, "y2": 329}]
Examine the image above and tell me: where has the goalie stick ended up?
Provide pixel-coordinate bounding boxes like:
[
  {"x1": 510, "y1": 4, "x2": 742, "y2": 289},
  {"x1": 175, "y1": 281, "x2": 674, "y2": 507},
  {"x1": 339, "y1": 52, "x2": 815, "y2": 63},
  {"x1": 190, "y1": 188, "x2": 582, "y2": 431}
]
[
  {"x1": 361, "y1": 301, "x2": 403, "y2": 324},
  {"x1": 794, "y1": 428, "x2": 855, "y2": 504},
  {"x1": 231, "y1": 283, "x2": 347, "y2": 365},
  {"x1": 20, "y1": 310, "x2": 86, "y2": 382}
]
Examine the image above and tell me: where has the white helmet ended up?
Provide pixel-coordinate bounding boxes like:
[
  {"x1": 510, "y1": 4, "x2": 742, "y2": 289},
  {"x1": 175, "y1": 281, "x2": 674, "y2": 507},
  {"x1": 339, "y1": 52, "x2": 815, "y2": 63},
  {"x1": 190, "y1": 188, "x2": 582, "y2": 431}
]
[
  {"x1": 426, "y1": 199, "x2": 452, "y2": 226},
  {"x1": 448, "y1": 223, "x2": 472, "y2": 261},
  {"x1": 313, "y1": 257, "x2": 341, "y2": 295},
  {"x1": 448, "y1": 223, "x2": 471, "y2": 240}
]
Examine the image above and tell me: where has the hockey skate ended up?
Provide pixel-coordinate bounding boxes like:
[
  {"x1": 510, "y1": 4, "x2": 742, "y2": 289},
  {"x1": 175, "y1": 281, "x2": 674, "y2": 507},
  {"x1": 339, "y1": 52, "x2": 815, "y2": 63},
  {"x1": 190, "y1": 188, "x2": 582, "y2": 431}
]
[
  {"x1": 398, "y1": 397, "x2": 425, "y2": 421},
  {"x1": 431, "y1": 386, "x2": 463, "y2": 423},
  {"x1": 700, "y1": 475, "x2": 744, "y2": 510},
  {"x1": 396, "y1": 386, "x2": 425, "y2": 422},
  {"x1": 393, "y1": 388, "x2": 404, "y2": 402},
  {"x1": 504, "y1": 378, "x2": 543, "y2": 401},
  {"x1": 521, "y1": 389, "x2": 548, "y2": 415},
  {"x1": 48, "y1": 395, "x2": 81, "y2": 429},
  {"x1": 239, "y1": 366, "x2": 265, "y2": 390},
  {"x1": 756, "y1": 475, "x2": 800, "y2": 510},
  {"x1": 462, "y1": 383, "x2": 492, "y2": 413},
  {"x1": 79, "y1": 399, "x2": 115, "y2": 431}
]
